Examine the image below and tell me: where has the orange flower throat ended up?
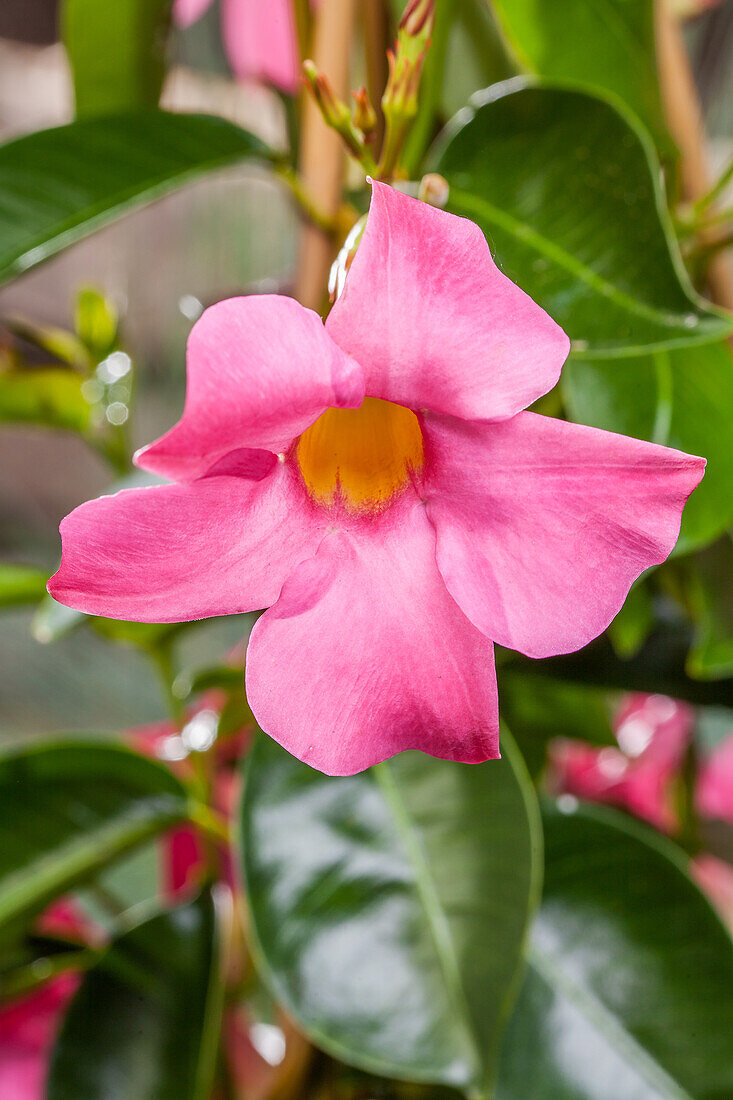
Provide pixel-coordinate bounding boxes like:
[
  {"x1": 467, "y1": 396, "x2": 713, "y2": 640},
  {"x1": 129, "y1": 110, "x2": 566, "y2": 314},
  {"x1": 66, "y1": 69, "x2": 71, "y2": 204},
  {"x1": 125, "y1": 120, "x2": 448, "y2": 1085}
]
[{"x1": 296, "y1": 397, "x2": 424, "y2": 511}]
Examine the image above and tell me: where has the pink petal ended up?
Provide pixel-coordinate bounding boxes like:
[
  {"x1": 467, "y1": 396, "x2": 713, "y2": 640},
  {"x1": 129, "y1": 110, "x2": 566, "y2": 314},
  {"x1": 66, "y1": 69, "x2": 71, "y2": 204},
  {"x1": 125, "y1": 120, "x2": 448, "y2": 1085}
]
[
  {"x1": 697, "y1": 733, "x2": 733, "y2": 824},
  {"x1": 246, "y1": 497, "x2": 500, "y2": 775},
  {"x1": 48, "y1": 464, "x2": 325, "y2": 621},
  {"x1": 221, "y1": 0, "x2": 300, "y2": 93},
  {"x1": 173, "y1": 0, "x2": 214, "y2": 28},
  {"x1": 0, "y1": 977, "x2": 78, "y2": 1100},
  {"x1": 424, "y1": 412, "x2": 705, "y2": 659},
  {"x1": 326, "y1": 182, "x2": 569, "y2": 420},
  {"x1": 137, "y1": 296, "x2": 364, "y2": 481}
]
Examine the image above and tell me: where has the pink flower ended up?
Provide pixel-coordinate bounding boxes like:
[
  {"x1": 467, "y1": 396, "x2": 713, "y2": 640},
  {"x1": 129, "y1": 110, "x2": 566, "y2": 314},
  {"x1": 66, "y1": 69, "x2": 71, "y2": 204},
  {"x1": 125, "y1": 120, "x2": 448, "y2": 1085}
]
[
  {"x1": 49, "y1": 183, "x2": 705, "y2": 776},
  {"x1": 697, "y1": 733, "x2": 733, "y2": 824},
  {"x1": 174, "y1": 0, "x2": 301, "y2": 94},
  {"x1": 550, "y1": 694, "x2": 694, "y2": 830},
  {"x1": 0, "y1": 902, "x2": 91, "y2": 1100}
]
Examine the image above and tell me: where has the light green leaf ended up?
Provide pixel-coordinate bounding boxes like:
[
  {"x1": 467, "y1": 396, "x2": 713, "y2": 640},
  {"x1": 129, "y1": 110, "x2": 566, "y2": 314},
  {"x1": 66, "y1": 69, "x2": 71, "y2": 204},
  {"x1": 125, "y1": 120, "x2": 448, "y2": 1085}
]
[
  {"x1": 62, "y1": 0, "x2": 173, "y2": 118},
  {"x1": 0, "y1": 564, "x2": 48, "y2": 609},
  {"x1": 0, "y1": 369, "x2": 91, "y2": 433},
  {"x1": 488, "y1": 0, "x2": 668, "y2": 146},
  {"x1": 0, "y1": 111, "x2": 271, "y2": 287},
  {"x1": 434, "y1": 81, "x2": 731, "y2": 357},
  {"x1": 48, "y1": 891, "x2": 226, "y2": 1100},
  {"x1": 563, "y1": 341, "x2": 733, "y2": 553},
  {"x1": 497, "y1": 803, "x2": 733, "y2": 1100},
  {"x1": 239, "y1": 732, "x2": 541, "y2": 1096},
  {"x1": 0, "y1": 741, "x2": 190, "y2": 937}
]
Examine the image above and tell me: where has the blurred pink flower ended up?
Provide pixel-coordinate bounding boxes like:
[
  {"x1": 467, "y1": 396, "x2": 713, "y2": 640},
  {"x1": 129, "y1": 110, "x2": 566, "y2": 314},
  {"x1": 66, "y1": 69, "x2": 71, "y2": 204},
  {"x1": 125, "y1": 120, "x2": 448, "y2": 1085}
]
[
  {"x1": 697, "y1": 733, "x2": 733, "y2": 824},
  {"x1": 0, "y1": 902, "x2": 91, "y2": 1100},
  {"x1": 174, "y1": 0, "x2": 301, "y2": 93},
  {"x1": 50, "y1": 183, "x2": 704, "y2": 776},
  {"x1": 551, "y1": 694, "x2": 694, "y2": 830}
]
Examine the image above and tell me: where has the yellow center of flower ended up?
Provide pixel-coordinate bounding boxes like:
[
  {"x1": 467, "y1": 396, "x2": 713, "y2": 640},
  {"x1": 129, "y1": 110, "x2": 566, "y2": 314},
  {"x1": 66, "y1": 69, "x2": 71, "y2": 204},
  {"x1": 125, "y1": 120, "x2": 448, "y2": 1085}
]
[{"x1": 296, "y1": 397, "x2": 424, "y2": 511}]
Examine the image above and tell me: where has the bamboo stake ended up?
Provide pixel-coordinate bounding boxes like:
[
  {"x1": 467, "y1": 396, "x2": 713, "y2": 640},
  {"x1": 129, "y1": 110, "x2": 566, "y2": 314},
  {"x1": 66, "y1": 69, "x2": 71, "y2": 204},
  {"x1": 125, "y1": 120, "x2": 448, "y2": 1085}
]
[
  {"x1": 656, "y1": 0, "x2": 733, "y2": 311},
  {"x1": 295, "y1": 0, "x2": 358, "y2": 310}
]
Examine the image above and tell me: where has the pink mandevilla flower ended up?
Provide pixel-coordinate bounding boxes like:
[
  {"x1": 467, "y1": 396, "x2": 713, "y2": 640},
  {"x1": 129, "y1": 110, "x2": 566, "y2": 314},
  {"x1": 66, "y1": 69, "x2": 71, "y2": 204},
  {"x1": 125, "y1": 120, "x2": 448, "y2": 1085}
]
[
  {"x1": 174, "y1": 0, "x2": 301, "y2": 93},
  {"x1": 49, "y1": 183, "x2": 705, "y2": 775}
]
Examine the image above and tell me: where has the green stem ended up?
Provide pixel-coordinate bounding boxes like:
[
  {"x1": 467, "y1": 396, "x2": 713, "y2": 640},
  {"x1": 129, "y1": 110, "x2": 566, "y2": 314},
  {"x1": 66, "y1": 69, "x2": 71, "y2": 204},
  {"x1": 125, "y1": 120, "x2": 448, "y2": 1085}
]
[
  {"x1": 276, "y1": 163, "x2": 343, "y2": 234},
  {"x1": 693, "y1": 155, "x2": 733, "y2": 215},
  {"x1": 401, "y1": 0, "x2": 452, "y2": 177}
]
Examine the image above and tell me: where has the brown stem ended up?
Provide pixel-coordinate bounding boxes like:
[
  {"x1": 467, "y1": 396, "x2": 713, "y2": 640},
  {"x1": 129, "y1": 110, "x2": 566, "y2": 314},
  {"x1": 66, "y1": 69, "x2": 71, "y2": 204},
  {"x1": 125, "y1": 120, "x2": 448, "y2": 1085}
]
[
  {"x1": 656, "y1": 0, "x2": 733, "y2": 311},
  {"x1": 295, "y1": 0, "x2": 358, "y2": 311}
]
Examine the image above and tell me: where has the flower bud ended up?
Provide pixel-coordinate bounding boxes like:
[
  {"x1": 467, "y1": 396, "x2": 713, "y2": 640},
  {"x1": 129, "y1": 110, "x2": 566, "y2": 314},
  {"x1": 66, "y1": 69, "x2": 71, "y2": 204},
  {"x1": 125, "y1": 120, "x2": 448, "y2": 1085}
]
[
  {"x1": 352, "y1": 87, "x2": 378, "y2": 140},
  {"x1": 418, "y1": 173, "x2": 450, "y2": 209}
]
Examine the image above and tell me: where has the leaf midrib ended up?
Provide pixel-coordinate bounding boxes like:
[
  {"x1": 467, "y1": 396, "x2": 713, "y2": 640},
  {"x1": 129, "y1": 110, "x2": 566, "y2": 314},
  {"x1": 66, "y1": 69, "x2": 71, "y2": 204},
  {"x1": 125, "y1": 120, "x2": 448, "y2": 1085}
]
[
  {"x1": 448, "y1": 188, "x2": 705, "y2": 332},
  {"x1": 529, "y1": 942, "x2": 693, "y2": 1100},
  {"x1": 374, "y1": 762, "x2": 482, "y2": 1090}
]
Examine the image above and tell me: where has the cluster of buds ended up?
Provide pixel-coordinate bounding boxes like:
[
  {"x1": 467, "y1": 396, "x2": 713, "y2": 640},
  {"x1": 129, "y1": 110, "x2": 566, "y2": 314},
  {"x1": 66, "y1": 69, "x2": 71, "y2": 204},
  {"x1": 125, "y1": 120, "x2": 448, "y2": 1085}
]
[
  {"x1": 303, "y1": 0, "x2": 435, "y2": 181},
  {"x1": 302, "y1": 62, "x2": 380, "y2": 176}
]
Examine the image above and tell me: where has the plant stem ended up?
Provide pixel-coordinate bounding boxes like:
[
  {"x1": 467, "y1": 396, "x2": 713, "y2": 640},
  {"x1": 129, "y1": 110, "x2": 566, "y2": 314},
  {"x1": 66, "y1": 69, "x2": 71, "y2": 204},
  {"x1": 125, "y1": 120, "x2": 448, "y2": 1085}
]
[
  {"x1": 276, "y1": 163, "x2": 342, "y2": 234},
  {"x1": 693, "y1": 155, "x2": 733, "y2": 215},
  {"x1": 362, "y1": 0, "x2": 390, "y2": 150}
]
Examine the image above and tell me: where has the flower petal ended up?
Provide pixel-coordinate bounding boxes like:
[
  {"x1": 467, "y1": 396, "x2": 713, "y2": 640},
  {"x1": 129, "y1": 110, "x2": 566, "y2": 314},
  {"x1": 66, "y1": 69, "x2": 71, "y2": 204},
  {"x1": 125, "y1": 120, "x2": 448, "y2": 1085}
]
[
  {"x1": 137, "y1": 295, "x2": 364, "y2": 481},
  {"x1": 48, "y1": 464, "x2": 325, "y2": 621},
  {"x1": 222, "y1": 0, "x2": 300, "y2": 93},
  {"x1": 424, "y1": 412, "x2": 705, "y2": 659},
  {"x1": 246, "y1": 498, "x2": 500, "y2": 775},
  {"x1": 173, "y1": 0, "x2": 214, "y2": 29},
  {"x1": 326, "y1": 181, "x2": 569, "y2": 420}
]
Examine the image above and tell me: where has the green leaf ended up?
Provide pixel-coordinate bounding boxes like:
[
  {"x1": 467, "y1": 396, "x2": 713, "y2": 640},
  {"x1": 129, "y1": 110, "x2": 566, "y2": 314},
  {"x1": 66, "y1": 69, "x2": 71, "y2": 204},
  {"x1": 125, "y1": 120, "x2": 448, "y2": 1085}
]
[
  {"x1": 509, "y1": 626, "x2": 733, "y2": 708},
  {"x1": 0, "y1": 368, "x2": 91, "y2": 432},
  {"x1": 488, "y1": 0, "x2": 668, "y2": 146},
  {"x1": 434, "y1": 81, "x2": 731, "y2": 357},
  {"x1": 239, "y1": 732, "x2": 542, "y2": 1096},
  {"x1": 0, "y1": 563, "x2": 48, "y2": 608},
  {"x1": 684, "y1": 535, "x2": 733, "y2": 680},
  {"x1": 62, "y1": 0, "x2": 173, "y2": 118},
  {"x1": 563, "y1": 341, "x2": 733, "y2": 553},
  {"x1": 75, "y1": 287, "x2": 118, "y2": 360},
  {"x1": 608, "y1": 580, "x2": 655, "y2": 658},
  {"x1": 0, "y1": 111, "x2": 271, "y2": 287},
  {"x1": 48, "y1": 891, "x2": 226, "y2": 1100},
  {"x1": 0, "y1": 741, "x2": 190, "y2": 937},
  {"x1": 498, "y1": 673, "x2": 614, "y2": 778},
  {"x1": 497, "y1": 803, "x2": 733, "y2": 1100}
]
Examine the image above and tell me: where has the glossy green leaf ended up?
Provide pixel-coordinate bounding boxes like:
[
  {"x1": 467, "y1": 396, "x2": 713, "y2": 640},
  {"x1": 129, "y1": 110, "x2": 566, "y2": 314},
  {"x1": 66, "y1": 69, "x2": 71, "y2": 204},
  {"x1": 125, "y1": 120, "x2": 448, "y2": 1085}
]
[
  {"x1": 489, "y1": 0, "x2": 667, "y2": 145},
  {"x1": 608, "y1": 580, "x2": 655, "y2": 658},
  {"x1": 0, "y1": 742, "x2": 189, "y2": 937},
  {"x1": 434, "y1": 81, "x2": 731, "y2": 357},
  {"x1": 0, "y1": 111, "x2": 271, "y2": 287},
  {"x1": 62, "y1": 0, "x2": 173, "y2": 118},
  {"x1": 685, "y1": 535, "x2": 733, "y2": 680},
  {"x1": 0, "y1": 564, "x2": 48, "y2": 608},
  {"x1": 240, "y1": 733, "x2": 541, "y2": 1096},
  {"x1": 48, "y1": 891, "x2": 226, "y2": 1100},
  {"x1": 0, "y1": 369, "x2": 90, "y2": 432},
  {"x1": 497, "y1": 803, "x2": 733, "y2": 1099},
  {"x1": 563, "y1": 340, "x2": 733, "y2": 553}
]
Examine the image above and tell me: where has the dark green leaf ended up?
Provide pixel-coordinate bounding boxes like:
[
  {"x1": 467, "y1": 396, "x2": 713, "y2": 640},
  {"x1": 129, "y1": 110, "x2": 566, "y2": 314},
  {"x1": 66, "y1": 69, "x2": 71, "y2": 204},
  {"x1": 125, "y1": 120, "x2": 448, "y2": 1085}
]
[
  {"x1": 684, "y1": 535, "x2": 733, "y2": 679},
  {"x1": 0, "y1": 741, "x2": 190, "y2": 937},
  {"x1": 498, "y1": 673, "x2": 614, "y2": 777},
  {"x1": 0, "y1": 564, "x2": 48, "y2": 608},
  {"x1": 563, "y1": 341, "x2": 733, "y2": 553},
  {"x1": 240, "y1": 732, "x2": 541, "y2": 1095},
  {"x1": 0, "y1": 368, "x2": 91, "y2": 432},
  {"x1": 48, "y1": 891, "x2": 226, "y2": 1100},
  {"x1": 497, "y1": 803, "x2": 733, "y2": 1099},
  {"x1": 434, "y1": 81, "x2": 730, "y2": 356},
  {"x1": 508, "y1": 626, "x2": 733, "y2": 708},
  {"x1": 0, "y1": 111, "x2": 271, "y2": 287},
  {"x1": 62, "y1": 0, "x2": 173, "y2": 117},
  {"x1": 489, "y1": 0, "x2": 668, "y2": 146}
]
